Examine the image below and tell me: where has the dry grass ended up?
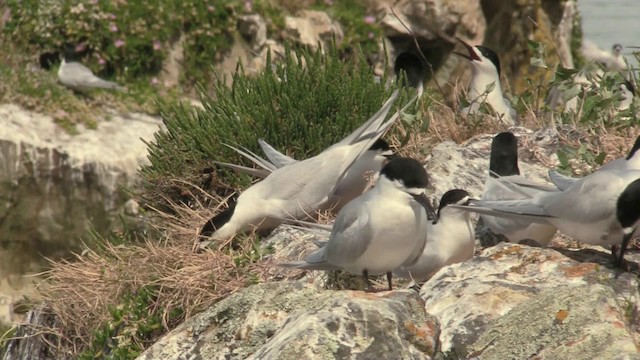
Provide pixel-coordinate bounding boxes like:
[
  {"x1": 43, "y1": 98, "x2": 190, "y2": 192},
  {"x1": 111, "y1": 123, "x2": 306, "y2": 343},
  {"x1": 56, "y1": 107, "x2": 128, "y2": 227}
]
[
  {"x1": 23, "y1": 177, "x2": 294, "y2": 357},
  {"x1": 38, "y1": 238, "x2": 251, "y2": 354}
]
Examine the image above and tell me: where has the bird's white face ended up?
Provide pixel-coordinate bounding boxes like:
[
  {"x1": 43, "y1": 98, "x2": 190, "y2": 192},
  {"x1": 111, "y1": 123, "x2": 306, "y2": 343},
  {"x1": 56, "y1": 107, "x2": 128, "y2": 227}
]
[{"x1": 469, "y1": 48, "x2": 499, "y2": 76}]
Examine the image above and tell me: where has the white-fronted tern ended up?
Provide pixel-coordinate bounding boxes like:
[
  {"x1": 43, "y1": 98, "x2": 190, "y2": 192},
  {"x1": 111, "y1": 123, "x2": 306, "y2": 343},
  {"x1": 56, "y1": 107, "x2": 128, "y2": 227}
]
[
  {"x1": 58, "y1": 57, "x2": 125, "y2": 92},
  {"x1": 393, "y1": 189, "x2": 475, "y2": 282},
  {"x1": 280, "y1": 156, "x2": 434, "y2": 291},
  {"x1": 481, "y1": 132, "x2": 557, "y2": 246},
  {"x1": 454, "y1": 38, "x2": 516, "y2": 125},
  {"x1": 199, "y1": 91, "x2": 413, "y2": 245}
]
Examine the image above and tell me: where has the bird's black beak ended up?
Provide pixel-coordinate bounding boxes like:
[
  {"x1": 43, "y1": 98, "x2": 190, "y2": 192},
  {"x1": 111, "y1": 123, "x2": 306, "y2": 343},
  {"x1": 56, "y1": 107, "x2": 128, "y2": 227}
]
[
  {"x1": 454, "y1": 37, "x2": 481, "y2": 62},
  {"x1": 412, "y1": 193, "x2": 436, "y2": 220},
  {"x1": 617, "y1": 228, "x2": 636, "y2": 267}
]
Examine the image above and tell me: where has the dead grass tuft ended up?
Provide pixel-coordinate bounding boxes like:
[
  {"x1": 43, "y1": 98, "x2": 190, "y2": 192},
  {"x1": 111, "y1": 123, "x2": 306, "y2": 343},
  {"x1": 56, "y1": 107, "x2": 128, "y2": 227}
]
[{"x1": 39, "y1": 238, "x2": 252, "y2": 354}]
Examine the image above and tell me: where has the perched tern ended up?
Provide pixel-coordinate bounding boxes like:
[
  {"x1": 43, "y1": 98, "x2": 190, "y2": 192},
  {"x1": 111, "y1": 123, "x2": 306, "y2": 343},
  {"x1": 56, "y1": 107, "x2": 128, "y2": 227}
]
[
  {"x1": 481, "y1": 132, "x2": 557, "y2": 246},
  {"x1": 58, "y1": 51, "x2": 125, "y2": 92},
  {"x1": 455, "y1": 38, "x2": 516, "y2": 125},
  {"x1": 280, "y1": 157, "x2": 434, "y2": 291},
  {"x1": 393, "y1": 189, "x2": 475, "y2": 282},
  {"x1": 452, "y1": 169, "x2": 640, "y2": 266}
]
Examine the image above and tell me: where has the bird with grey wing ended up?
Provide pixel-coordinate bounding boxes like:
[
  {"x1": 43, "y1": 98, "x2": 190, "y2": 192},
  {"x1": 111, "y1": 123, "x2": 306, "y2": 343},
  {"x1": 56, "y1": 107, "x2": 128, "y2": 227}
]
[
  {"x1": 279, "y1": 156, "x2": 435, "y2": 292},
  {"x1": 479, "y1": 132, "x2": 557, "y2": 247},
  {"x1": 58, "y1": 47, "x2": 125, "y2": 92},
  {"x1": 198, "y1": 91, "x2": 416, "y2": 249}
]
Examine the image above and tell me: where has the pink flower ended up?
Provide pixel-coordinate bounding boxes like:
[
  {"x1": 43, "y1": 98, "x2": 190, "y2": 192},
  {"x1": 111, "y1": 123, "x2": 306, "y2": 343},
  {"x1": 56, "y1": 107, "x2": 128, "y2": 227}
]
[
  {"x1": 75, "y1": 43, "x2": 87, "y2": 52},
  {"x1": 153, "y1": 40, "x2": 161, "y2": 50},
  {"x1": 98, "y1": 57, "x2": 106, "y2": 65},
  {"x1": 368, "y1": 32, "x2": 375, "y2": 39},
  {"x1": 207, "y1": 5, "x2": 215, "y2": 12},
  {"x1": 364, "y1": 15, "x2": 375, "y2": 24},
  {"x1": 109, "y1": 23, "x2": 118, "y2": 32},
  {"x1": 114, "y1": 39, "x2": 125, "y2": 48},
  {"x1": 244, "y1": 0, "x2": 252, "y2": 12},
  {"x1": 151, "y1": 77, "x2": 159, "y2": 85},
  {"x1": 107, "y1": 13, "x2": 117, "y2": 20}
]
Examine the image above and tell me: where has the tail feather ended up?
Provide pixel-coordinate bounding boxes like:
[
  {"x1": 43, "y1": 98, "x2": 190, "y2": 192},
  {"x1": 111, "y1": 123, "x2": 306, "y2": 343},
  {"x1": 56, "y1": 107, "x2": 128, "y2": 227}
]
[
  {"x1": 89, "y1": 78, "x2": 126, "y2": 91},
  {"x1": 278, "y1": 261, "x2": 339, "y2": 271}
]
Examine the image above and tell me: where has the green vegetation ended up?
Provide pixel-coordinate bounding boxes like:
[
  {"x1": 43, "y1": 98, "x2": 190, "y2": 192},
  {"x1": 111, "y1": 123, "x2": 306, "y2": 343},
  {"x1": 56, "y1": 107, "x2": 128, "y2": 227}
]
[
  {"x1": 141, "y1": 42, "x2": 411, "y2": 209},
  {"x1": 4, "y1": 0, "x2": 237, "y2": 87},
  {"x1": 77, "y1": 286, "x2": 182, "y2": 360},
  {"x1": 313, "y1": 0, "x2": 381, "y2": 55},
  {"x1": 0, "y1": 325, "x2": 16, "y2": 358}
]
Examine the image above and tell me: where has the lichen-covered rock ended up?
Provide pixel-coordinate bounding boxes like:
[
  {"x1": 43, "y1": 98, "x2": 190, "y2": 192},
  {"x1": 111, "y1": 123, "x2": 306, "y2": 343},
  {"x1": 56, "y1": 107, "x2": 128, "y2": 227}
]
[
  {"x1": 136, "y1": 282, "x2": 439, "y2": 360},
  {"x1": 284, "y1": 11, "x2": 344, "y2": 50},
  {"x1": 421, "y1": 243, "x2": 640, "y2": 358},
  {"x1": 467, "y1": 284, "x2": 639, "y2": 360},
  {"x1": 0, "y1": 104, "x2": 161, "y2": 258},
  {"x1": 237, "y1": 14, "x2": 267, "y2": 51},
  {"x1": 425, "y1": 126, "x2": 558, "y2": 200},
  {"x1": 0, "y1": 104, "x2": 162, "y2": 325}
]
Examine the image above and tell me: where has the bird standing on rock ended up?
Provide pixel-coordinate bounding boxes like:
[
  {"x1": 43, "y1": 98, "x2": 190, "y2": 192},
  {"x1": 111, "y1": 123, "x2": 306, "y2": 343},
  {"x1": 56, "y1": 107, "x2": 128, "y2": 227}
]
[
  {"x1": 280, "y1": 157, "x2": 435, "y2": 292},
  {"x1": 393, "y1": 189, "x2": 476, "y2": 283}
]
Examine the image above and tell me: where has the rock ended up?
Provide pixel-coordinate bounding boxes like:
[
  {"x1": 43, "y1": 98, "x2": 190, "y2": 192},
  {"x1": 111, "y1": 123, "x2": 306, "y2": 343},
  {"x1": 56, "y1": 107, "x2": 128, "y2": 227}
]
[
  {"x1": 425, "y1": 126, "x2": 558, "y2": 201},
  {"x1": 421, "y1": 243, "x2": 640, "y2": 358},
  {"x1": 284, "y1": 11, "x2": 344, "y2": 50},
  {"x1": 247, "y1": 40, "x2": 286, "y2": 76},
  {"x1": 136, "y1": 282, "x2": 439, "y2": 360},
  {"x1": 0, "y1": 104, "x2": 162, "y2": 323},
  {"x1": 159, "y1": 33, "x2": 185, "y2": 88},
  {"x1": 237, "y1": 14, "x2": 267, "y2": 51},
  {"x1": 1, "y1": 305, "x2": 59, "y2": 360},
  {"x1": 123, "y1": 198, "x2": 140, "y2": 216},
  {"x1": 468, "y1": 284, "x2": 639, "y2": 360}
]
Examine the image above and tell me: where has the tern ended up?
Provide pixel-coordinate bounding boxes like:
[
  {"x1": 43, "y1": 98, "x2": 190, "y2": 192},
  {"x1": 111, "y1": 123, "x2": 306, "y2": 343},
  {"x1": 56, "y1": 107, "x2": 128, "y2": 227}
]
[{"x1": 280, "y1": 157, "x2": 434, "y2": 291}]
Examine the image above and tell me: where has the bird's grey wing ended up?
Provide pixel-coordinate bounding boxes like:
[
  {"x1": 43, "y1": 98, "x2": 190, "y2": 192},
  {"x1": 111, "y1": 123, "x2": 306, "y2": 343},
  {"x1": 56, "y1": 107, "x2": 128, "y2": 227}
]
[
  {"x1": 497, "y1": 175, "x2": 557, "y2": 192},
  {"x1": 282, "y1": 219, "x2": 334, "y2": 232},
  {"x1": 212, "y1": 160, "x2": 270, "y2": 178},
  {"x1": 485, "y1": 175, "x2": 544, "y2": 199},
  {"x1": 258, "y1": 139, "x2": 297, "y2": 168},
  {"x1": 548, "y1": 170, "x2": 579, "y2": 191},
  {"x1": 64, "y1": 62, "x2": 96, "y2": 77},
  {"x1": 223, "y1": 143, "x2": 278, "y2": 171},
  {"x1": 329, "y1": 95, "x2": 417, "y2": 195},
  {"x1": 543, "y1": 171, "x2": 623, "y2": 222},
  {"x1": 451, "y1": 200, "x2": 552, "y2": 225},
  {"x1": 323, "y1": 201, "x2": 372, "y2": 266}
]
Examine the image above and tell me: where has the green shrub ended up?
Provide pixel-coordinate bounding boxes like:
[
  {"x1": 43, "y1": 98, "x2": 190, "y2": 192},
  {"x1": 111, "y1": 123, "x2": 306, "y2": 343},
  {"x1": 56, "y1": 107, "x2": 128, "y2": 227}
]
[
  {"x1": 4, "y1": 0, "x2": 238, "y2": 86},
  {"x1": 77, "y1": 286, "x2": 183, "y2": 360},
  {"x1": 140, "y1": 43, "x2": 411, "y2": 209}
]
